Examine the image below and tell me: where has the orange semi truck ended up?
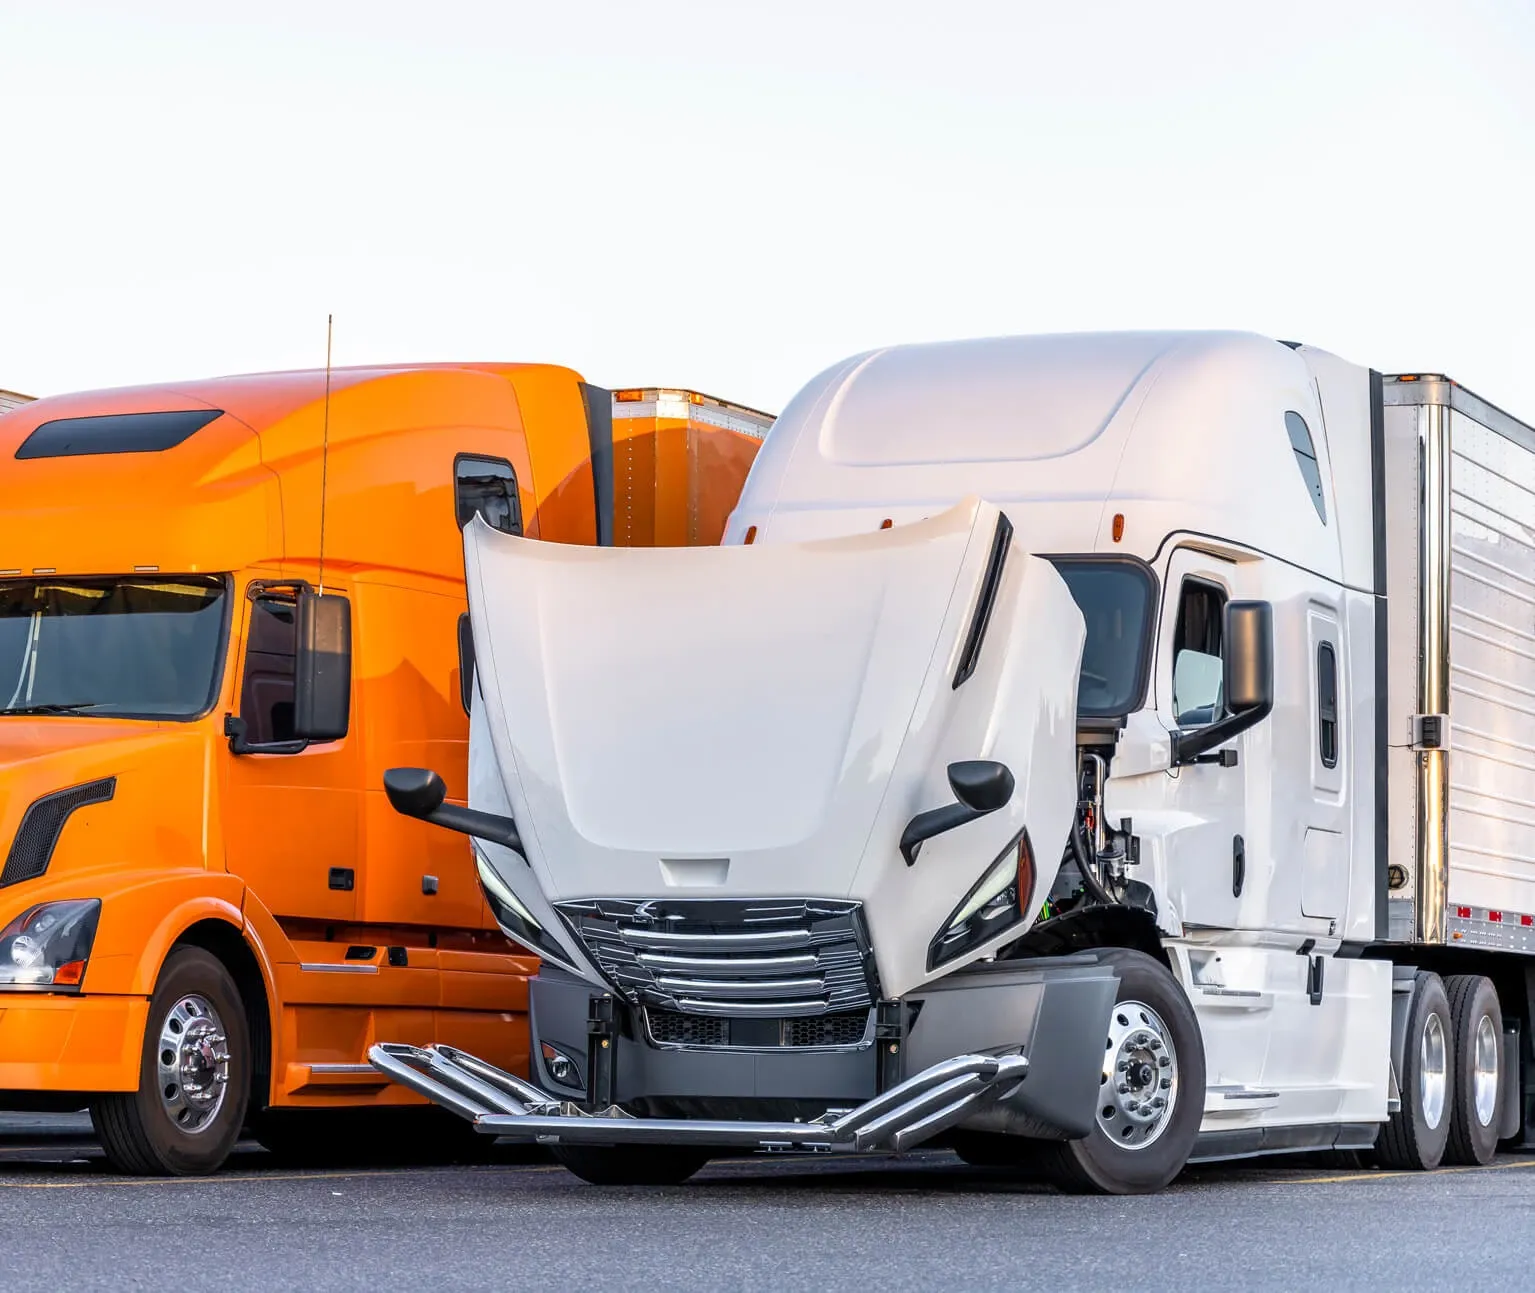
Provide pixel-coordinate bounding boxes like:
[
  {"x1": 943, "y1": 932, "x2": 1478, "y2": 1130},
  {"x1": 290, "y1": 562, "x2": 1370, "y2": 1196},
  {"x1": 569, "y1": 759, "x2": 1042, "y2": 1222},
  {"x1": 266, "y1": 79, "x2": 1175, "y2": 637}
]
[{"x1": 0, "y1": 362, "x2": 772, "y2": 1174}]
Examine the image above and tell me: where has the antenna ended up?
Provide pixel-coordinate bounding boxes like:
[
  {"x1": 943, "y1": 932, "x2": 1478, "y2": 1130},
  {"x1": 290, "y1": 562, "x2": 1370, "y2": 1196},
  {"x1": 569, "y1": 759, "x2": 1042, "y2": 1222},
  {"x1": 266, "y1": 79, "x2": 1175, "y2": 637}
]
[{"x1": 317, "y1": 313, "x2": 333, "y2": 596}]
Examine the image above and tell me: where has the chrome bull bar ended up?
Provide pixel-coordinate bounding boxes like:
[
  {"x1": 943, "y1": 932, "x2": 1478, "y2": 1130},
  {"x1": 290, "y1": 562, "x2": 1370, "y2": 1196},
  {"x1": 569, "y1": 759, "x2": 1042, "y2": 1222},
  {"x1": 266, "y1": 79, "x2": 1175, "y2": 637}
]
[{"x1": 368, "y1": 1042, "x2": 1028, "y2": 1153}]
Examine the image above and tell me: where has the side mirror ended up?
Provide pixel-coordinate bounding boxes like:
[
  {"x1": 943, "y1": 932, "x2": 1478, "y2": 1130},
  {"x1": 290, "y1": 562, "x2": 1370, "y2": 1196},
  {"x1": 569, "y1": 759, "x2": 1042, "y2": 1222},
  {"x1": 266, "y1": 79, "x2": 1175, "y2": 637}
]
[
  {"x1": 901, "y1": 759, "x2": 1014, "y2": 866},
  {"x1": 293, "y1": 591, "x2": 351, "y2": 742},
  {"x1": 1223, "y1": 601, "x2": 1274, "y2": 714},
  {"x1": 384, "y1": 767, "x2": 448, "y2": 818},
  {"x1": 382, "y1": 765, "x2": 524, "y2": 854},
  {"x1": 949, "y1": 760, "x2": 1016, "y2": 813},
  {"x1": 1173, "y1": 600, "x2": 1274, "y2": 766}
]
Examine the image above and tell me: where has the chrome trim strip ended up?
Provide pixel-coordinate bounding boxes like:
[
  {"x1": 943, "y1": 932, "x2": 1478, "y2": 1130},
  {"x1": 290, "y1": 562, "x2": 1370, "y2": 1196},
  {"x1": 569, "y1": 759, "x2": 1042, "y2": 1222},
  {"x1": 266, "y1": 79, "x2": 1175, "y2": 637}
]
[
  {"x1": 675, "y1": 996, "x2": 829, "y2": 1017},
  {"x1": 1418, "y1": 398, "x2": 1451, "y2": 944},
  {"x1": 636, "y1": 952, "x2": 819, "y2": 974},
  {"x1": 617, "y1": 928, "x2": 813, "y2": 950},
  {"x1": 307, "y1": 1063, "x2": 381, "y2": 1075},
  {"x1": 654, "y1": 975, "x2": 825, "y2": 998},
  {"x1": 298, "y1": 962, "x2": 379, "y2": 974}
]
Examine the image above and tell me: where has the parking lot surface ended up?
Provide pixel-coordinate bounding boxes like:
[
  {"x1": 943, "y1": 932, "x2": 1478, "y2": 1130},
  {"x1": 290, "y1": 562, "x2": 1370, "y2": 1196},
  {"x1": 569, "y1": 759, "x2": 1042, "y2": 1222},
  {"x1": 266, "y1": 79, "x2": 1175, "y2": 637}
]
[{"x1": 0, "y1": 1118, "x2": 1529, "y2": 1291}]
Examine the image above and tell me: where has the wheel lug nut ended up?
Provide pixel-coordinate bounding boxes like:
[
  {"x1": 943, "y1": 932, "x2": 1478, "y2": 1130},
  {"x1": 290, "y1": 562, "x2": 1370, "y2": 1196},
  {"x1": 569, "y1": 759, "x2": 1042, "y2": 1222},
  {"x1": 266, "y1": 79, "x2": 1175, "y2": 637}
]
[
  {"x1": 1158, "y1": 1056, "x2": 1171, "y2": 1067},
  {"x1": 1117, "y1": 1083, "x2": 1130, "y2": 1094},
  {"x1": 1152, "y1": 1097, "x2": 1166, "y2": 1109},
  {"x1": 1149, "y1": 1037, "x2": 1163, "y2": 1050},
  {"x1": 1161, "y1": 1078, "x2": 1172, "y2": 1089}
]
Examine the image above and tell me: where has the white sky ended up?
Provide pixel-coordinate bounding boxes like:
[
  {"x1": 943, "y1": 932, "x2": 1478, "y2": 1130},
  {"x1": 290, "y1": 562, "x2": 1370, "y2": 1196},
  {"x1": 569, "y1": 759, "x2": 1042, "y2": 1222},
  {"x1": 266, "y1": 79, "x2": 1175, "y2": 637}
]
[{"x1": 3, "y1": 0, "x2": 1534, "y2": 420}]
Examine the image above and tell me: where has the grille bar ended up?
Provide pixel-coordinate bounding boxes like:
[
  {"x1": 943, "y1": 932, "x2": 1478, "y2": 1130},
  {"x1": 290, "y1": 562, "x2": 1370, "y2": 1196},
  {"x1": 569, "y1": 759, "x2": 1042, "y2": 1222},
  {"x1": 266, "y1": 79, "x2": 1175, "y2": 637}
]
[
  {"x1": 636, "y1": 952, "x2": 819, "y2": 975},
  {"x1": 556, "y1": 897, "x2": 877, "y2": 1016},
  {"x1": 655, "y1": 975, "x2": 825, "y2": 998}
]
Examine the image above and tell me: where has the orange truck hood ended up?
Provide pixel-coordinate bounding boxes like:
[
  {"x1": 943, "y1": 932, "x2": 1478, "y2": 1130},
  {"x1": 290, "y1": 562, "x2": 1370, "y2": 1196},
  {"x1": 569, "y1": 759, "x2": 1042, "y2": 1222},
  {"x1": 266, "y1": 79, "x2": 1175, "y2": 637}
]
[{"x1": 0, "y1": 718, "x2": 214, "y2": 891}]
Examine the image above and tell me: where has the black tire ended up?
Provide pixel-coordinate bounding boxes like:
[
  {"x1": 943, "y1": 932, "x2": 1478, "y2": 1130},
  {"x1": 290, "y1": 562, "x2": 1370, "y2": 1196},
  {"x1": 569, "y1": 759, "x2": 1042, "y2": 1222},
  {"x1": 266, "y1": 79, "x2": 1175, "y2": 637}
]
[
  {"x1": 1376, "y1": 970, "x2": 1453, "y2": 1171},
  {"x1": 550, "y1": 1143, "x2": 712, "y2": 1185},
  {"x1": 1038, "y1": 949, "x2": 1205, "y2": 1195},
  {"x1": 1442, "y1": 974, "x2": 1503, "y2": 1167},
  {"x1": 950, "y1": 1130, "x2": 1034, "y2": 1168},
  {"x1": 91, "y1": 947, "x2": 251, "y2": 1176}
]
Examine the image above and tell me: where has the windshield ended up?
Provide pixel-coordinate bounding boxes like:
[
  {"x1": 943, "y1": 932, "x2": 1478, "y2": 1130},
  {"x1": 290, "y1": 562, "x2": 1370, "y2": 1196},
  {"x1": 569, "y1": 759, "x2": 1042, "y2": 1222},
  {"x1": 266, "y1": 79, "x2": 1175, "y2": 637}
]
[
  {"x1": 1044, "y1": 558, "x2": 1157, "y2": 719},
  {"x1": 0, "y1": 577, "x2": 228, "y2": 720}
]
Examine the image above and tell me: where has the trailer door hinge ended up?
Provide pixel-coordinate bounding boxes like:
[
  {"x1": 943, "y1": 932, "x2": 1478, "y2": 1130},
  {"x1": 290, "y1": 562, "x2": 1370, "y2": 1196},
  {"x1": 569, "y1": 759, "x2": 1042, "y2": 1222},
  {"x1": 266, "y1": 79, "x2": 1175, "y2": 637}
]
[{"x1": 1411, "y1": 713, "x2": 1449, "y2": 750}]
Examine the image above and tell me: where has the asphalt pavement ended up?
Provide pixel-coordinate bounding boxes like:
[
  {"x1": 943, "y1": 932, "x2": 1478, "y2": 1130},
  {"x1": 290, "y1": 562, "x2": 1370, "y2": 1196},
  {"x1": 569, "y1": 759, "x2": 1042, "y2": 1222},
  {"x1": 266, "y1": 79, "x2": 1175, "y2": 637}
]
[{"x1": 0, "y1": 1118, "x2": 1528, "y2": 1291}]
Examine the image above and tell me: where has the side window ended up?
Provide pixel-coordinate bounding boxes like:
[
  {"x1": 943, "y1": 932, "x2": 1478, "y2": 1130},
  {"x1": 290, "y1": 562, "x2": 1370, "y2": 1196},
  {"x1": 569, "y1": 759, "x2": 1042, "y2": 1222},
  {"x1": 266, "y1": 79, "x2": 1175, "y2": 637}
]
[
  {"x1": 1317, "y1": 641, "x2": 1339, "y2": 768},
  {"x1": 1172, "y1": 579, "x2": 1226, "y2": 727},
  {"x1": 239, "y1": 595, "x2": 298, "y2": 744},
  {"x1": 1285, "y1": 411, "x2": 1327, "y2": 524},
  {"x1": 455, "y1": 456, "x2": 522, "y2": 536}
]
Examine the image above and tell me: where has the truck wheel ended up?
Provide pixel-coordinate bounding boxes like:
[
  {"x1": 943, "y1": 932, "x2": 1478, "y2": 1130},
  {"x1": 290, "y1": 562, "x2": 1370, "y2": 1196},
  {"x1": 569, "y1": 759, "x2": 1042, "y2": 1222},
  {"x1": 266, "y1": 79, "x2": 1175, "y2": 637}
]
[
  {"x1": 550, "y1": 1143, "x2": 711, "y2": 1185},
  {"x1": 1441, "y1": 974, "x2": 1503, "y2": 1166},
  {"x1": 1376, "y1": 970, "x2": 1453, "y2": 1170},
  {"x1": 1039, "y1": 948, "x2": 1205, "y2": 1195},
  {"x1": 91, "y1": 947, "x2": 251, "y2": 1176}
]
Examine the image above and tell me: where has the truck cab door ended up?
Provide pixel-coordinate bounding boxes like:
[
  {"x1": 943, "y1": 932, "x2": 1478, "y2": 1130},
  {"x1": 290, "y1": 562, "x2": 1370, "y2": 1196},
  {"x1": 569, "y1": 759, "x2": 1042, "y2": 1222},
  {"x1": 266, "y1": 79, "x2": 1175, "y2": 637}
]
[
  {"x1": 223, "y1": 584, "x2": 361, "y2": 921},
  {"x1": 1153, "y1": 547, "x2": 1262, "y2": 932}
]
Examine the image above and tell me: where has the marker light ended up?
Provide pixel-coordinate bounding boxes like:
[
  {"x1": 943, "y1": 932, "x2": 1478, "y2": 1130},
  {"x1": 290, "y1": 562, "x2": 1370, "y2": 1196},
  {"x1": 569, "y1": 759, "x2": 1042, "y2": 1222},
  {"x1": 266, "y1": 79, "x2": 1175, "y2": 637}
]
[{"x1": 1112, "y1": 513, "x2": 1125, "y2": 543}]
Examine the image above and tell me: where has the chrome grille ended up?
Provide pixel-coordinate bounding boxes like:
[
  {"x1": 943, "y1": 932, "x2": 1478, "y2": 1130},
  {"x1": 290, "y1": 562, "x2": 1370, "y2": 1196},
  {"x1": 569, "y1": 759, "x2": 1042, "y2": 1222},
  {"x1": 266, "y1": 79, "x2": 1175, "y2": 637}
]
[{"x1": 556, "y1": 897, "x2": 876, "y2": 1017}]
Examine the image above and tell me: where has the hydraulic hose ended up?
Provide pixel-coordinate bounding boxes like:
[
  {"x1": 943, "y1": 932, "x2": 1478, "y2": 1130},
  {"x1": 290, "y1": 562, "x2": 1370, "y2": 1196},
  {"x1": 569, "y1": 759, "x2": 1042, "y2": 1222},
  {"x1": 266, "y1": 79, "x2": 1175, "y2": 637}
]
[{"x1": 1071, "y1": 813, "x2": 1114, "y2": 907}]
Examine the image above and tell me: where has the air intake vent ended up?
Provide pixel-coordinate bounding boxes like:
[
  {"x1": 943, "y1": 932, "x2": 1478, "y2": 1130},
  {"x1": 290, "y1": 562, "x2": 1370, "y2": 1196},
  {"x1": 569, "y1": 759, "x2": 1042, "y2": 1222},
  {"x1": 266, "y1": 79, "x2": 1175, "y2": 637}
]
[
  {"x1": 646, "y1": 1007, "x2": 871, "y2": 1050},
  {"x1": 557, "y1": 897, "x2": 877, "y2": 1018},
  {"x1": 1, "y1": 777, "x2": 116, "y2": 887}
]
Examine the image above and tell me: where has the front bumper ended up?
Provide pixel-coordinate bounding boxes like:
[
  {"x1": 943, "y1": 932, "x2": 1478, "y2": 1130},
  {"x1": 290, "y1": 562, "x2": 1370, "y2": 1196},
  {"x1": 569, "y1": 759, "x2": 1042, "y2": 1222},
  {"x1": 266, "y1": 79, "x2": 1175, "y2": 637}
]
[
  {"x1": 369, "y1": 1042, "x2": 1030, "y2": 1152},
  {"x1": 0, "y1": 994, "x2": 147, "y2": 1092},
  {"x1": 367, "y1": 952, "x2": 1120, "y2": 1150}
]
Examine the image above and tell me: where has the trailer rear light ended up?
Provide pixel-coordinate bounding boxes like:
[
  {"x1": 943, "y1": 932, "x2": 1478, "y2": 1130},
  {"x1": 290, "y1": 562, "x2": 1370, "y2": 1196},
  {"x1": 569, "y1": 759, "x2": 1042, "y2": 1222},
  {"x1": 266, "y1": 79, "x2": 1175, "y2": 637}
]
[
  {"x1": 614, "y1": 389, "x2": 644, "y2": 402},
  {"x1": 1490, "y1": 911, "x2": 1504, "y2": 923},
  {"x1": 1522, "y1": 915, "x2": 1533, "y2": 927},
  {"x1": 744, "y1": 526, "x2": 757, "y2": 545},
  {"x1": 1457, "y1": 906, "x2": 1472, "y2": 918},
  {"x1": 688, "y1": 392, "x2": 704, "y2": 405}
]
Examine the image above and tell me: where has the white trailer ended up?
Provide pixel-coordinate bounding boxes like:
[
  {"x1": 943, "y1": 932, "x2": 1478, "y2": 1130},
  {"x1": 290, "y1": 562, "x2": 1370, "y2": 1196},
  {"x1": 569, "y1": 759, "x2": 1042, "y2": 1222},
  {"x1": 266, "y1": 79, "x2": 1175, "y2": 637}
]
[{"x1": 370, "y1": 331, "x2": 1535, "y2": 1193}]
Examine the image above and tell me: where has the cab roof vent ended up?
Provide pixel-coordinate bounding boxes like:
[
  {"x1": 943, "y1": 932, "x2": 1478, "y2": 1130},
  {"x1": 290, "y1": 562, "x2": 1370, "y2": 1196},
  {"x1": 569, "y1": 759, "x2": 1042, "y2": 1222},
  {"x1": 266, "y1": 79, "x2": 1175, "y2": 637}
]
[{"x1": 15, "y1": 409, "x2": 223, "y2": 460}]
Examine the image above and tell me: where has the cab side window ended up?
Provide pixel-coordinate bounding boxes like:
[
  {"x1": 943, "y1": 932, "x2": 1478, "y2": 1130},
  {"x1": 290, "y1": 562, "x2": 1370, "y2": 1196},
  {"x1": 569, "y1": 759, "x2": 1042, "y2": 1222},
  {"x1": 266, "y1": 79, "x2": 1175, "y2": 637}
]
[
  {"x1": 455, "y1": 456, "x2": 522, "y2": 536},
  {"x1": 239, "y1": 595, "x2": 298, "y2": 744},
  {"x1": 1172, "y1": 579, "x2": 1227, "y2": 727}
]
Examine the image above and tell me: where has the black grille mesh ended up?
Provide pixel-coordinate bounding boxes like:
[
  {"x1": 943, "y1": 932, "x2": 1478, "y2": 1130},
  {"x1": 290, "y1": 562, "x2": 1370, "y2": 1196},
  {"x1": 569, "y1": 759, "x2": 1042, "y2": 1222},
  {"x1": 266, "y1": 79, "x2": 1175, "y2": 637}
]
[
  {"x1": 647, "y1": 1011, "x2": 730, "y2": 1047},
  {"x1": 647, "y1": 1007, "x2": 870, "y2": 1050},
  {"x1": 1, "y1": 778, "x2": 116, "y2": 887},
  {"x1": 782, "y1": 1010, "x2": 869, "y2": 1048}
]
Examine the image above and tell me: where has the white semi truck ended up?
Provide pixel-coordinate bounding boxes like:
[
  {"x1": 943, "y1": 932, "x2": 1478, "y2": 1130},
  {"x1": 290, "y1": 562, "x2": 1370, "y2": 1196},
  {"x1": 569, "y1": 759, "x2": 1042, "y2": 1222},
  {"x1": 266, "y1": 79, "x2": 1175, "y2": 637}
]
[{"x1": 369, "y1": 330, "x2": 1535, "y2": 1194}]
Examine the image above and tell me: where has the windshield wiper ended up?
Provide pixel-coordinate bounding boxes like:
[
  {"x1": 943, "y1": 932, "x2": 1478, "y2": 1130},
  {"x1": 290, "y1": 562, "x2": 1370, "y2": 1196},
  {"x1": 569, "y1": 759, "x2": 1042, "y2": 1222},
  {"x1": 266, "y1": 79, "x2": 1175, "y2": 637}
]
[{"x1": 0, "y1": 702, "x2": 108, "y2": 716}]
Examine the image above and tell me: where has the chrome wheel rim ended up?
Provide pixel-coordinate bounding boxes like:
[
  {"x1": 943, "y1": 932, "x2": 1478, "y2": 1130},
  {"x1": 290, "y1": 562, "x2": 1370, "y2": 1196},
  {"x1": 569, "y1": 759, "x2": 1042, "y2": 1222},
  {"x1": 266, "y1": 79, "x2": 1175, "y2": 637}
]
[
  {"x1": 1473, "y1": 1013, "x2": 1499, "y2": 1128},
  {"x1": 1420, "y1": 1010, "x2": 1448, "y2": 1131},
  {"x1": 157, "y1": 993, "x2": 230, "y2": 1134},
  {"x1": 1096, "y1": 999, "x2": 1179, "y2": 1151}
]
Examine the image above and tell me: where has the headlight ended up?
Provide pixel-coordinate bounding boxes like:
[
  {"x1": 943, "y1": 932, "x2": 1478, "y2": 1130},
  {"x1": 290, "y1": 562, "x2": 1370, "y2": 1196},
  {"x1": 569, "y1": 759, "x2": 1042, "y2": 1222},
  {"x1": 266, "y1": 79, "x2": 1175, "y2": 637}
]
[
  {"x1": 0, "y1": 899, "x2": 101, "y2": 990},
  {"x1": 927, "y1": 833, "x2": 1035, "y2": 971},
  {"x1": 473, "y1": 847, "x2": 581, "y2": 974}
]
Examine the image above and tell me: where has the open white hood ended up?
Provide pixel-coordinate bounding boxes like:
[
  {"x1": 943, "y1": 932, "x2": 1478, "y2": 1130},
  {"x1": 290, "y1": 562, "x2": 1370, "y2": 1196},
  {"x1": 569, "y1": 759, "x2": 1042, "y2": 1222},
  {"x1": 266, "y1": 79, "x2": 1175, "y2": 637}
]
[{"x1": 463, "y1": 498, "x2": 1084, "y2": 996}]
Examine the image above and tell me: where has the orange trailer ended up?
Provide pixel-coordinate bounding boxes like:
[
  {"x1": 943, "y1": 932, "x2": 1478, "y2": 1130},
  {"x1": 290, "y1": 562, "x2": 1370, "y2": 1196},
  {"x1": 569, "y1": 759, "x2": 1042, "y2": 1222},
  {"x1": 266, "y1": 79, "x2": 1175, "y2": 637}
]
[{"x1": 0, "y1": 362, "x2": 770, "y2": 1174}]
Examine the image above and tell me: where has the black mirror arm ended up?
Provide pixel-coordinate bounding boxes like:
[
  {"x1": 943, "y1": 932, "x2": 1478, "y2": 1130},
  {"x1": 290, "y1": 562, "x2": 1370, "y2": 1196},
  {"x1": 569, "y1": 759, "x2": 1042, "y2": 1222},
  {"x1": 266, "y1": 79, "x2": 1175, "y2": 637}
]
[
  {"x1": 426, "y1": 803, "x2": 523, "y2": 854},
  {"x1": 387, "y1": 787, "x2": 523, "y2": 854},
  {"x1": 901, "y1": 802, "x2": 990, "y2": 867},
  {"x1": 224, "y1": 715, "x2": 308, "y2": 757},
  {"x1": 1172, "y1": 696, "x2": 1274, "y2": 767}
]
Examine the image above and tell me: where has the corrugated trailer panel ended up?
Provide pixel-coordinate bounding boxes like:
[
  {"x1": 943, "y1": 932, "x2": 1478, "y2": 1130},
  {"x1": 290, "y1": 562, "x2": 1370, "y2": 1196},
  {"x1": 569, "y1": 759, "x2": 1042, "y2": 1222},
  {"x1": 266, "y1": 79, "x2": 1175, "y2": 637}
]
[
  {"x1": 1384, "y1": 375, "x2": 1535, "y2": 949},
  {"x1": 610, "y1": 390, "x2": 773, "y2": 547},
  {"x1": 1447, "y1": 409, "x2": 1535, "y2": 920},
  {"x1": 0, "y1": 389, "x2": 33, "y2": 414}
]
